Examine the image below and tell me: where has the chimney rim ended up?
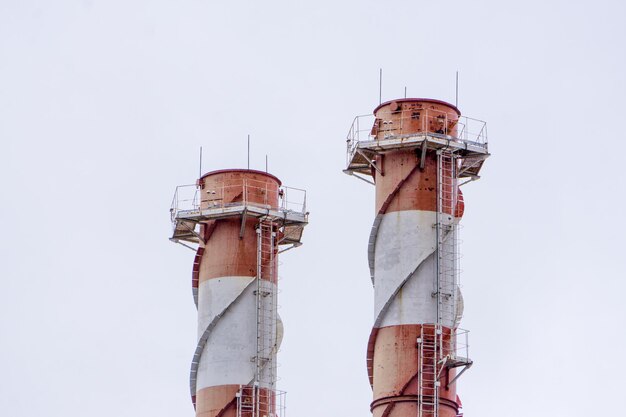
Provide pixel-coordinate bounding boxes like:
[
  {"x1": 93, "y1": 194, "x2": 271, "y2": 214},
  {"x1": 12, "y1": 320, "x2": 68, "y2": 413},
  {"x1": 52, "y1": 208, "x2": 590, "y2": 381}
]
[
  {"x1": 373, "y1": 98, "x2": 461, "y2": 116},
  {"x1": 199, "y1": 168, "x2": 282, "y2": 186}
]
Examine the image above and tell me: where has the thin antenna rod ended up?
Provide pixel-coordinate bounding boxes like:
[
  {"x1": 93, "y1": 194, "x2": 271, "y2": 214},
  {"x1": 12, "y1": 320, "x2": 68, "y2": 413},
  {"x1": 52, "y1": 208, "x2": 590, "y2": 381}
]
[
  {"x1": 265, "y1": 155, "x2": 268, "y2": 173},
  {"x1": 404, "y1": 86, "x2": 407, "y2": 98},
  {"x1": 455, "y1": 71, "x2": 459, "y2": 108},
  {"x1": 247, "y1": 135, "x2": 250, "y2": 170},
  {"x1": 199, "y1": 146, "x2": 202, "y2": 179},
  {"x1": 379, "y1": 68, "x2": 383, "y2": 104}
]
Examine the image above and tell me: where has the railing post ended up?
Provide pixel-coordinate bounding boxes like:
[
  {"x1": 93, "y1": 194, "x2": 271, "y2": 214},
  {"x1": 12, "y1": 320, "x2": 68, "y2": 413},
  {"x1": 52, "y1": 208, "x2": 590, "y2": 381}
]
[
  {"x1": 170, "y1": 187, "x2": 177, "y2": 221},
  {"x1": 484, "y1": 124, "x2": 488, "y2": 146},
  {"x1": 243, "y1": 179, "x2": 247, "y2": 207},
  {"x1": 460, "y1": 118, "x2": 464, "y2": 141},
  {"x1": 477, "y1": 122, "x2": 486, "y2": 144}
]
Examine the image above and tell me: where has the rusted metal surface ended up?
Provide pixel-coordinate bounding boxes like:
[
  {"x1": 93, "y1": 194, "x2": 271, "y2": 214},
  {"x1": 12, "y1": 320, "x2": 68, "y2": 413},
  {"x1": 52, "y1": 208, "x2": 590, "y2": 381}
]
[
  {"x1": 198, "y1": 218, "x2": 262, "y2": 282},
  {"x1": 199, "y1": 170, "x2": 282, "y2": 205},
  {"x1": 195, "y1": 385, "x2": 279, "y2": 417},
  {"x1": 195, "y1": 385, "x2": 239, "y2": 417},
  {"x1": 370, "y1": 325, "x2": 458, "y2": 417},
  {"x1": 200, "y1": 169, "x2": 282, "y2": 186},
  {"x1": 373, "y1": 150, "x2": 439, "y2": 214},
  {"x1": 193, "y1": 170, "x2": 281, "y2": 415},
  {"x1": 372, "y1": 99, "x2": 460, "y2": 141},
  {"x1": 373, "y1": 98, "x2": 461, "y2": 116},
  {"x1": 172, "y1": 168, "x2": 307, "y2": 417},
  {"x1": 197, "y1": 170, "x2": 280, "y2": 283},
  {"x1": 365, "y1": 99, "x2": 465, "y2": 417}
]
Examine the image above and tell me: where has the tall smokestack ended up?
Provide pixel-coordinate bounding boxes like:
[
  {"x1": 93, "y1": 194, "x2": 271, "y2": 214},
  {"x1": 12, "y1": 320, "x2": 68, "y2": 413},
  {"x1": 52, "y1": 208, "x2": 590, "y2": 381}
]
[
  {"x1": 345, "y1": 98, "x2": 489, "y2": 417},
  {"x1": 170, "y1": 169, "x2": 308, "y2": 417}
]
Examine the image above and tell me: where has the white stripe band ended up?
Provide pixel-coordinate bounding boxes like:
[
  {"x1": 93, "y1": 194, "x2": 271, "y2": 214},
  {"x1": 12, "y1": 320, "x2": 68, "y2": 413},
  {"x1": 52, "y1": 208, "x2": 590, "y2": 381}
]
[
  {"x1": 374, "y1": 210, "x2": 461, "y2": 328},
  {"x1": 196, "y1": 276, "x2": 279, "y2": 390}
]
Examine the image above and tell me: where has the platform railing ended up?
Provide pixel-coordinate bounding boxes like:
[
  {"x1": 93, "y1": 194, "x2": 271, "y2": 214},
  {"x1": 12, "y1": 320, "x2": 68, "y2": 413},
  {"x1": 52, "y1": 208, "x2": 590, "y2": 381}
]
[
  {"x1": 346, "y1": 111, "x2": 488, "y2": 166},
  {"x1": 451, "y1": 328, "x2": 470, "y2": 362},
  {"x1": 280, "y1": 186, "x2": 306, "y2": 214},
  {"x1": 170, "y1": 184, "x2": 199, "y2": 223},
  {"x1": 170, "y1": 181, "x2": 307, "y2": 224}
]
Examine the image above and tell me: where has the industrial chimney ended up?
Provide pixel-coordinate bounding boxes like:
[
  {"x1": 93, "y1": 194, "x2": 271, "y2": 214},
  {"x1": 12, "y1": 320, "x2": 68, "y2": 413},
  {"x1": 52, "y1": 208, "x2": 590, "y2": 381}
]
[
  {"x1": 170, "y1": 169, "x2": 308, "y2": 417},
  {"x1": 344, "y1": 98, "x2": 489, "y2": 417}
]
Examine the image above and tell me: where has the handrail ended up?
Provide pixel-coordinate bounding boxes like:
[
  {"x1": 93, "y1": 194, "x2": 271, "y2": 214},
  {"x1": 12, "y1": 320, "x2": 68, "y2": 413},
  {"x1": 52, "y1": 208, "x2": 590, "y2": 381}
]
[
  {"x1": 170, "y1": 181, "x2": 307, "y2": 225},
  {"x1": 346, "y1": 111, "x2": 489, "y2": 167},
  {"x1": 451, "y1": 328, "x2": 470, "y2": 362}
]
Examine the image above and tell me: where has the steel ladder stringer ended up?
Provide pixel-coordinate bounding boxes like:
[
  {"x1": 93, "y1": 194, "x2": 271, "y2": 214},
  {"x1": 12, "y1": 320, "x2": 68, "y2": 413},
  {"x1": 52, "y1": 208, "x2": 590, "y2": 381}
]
[
  {"x1": 250, "y1": 218, "x2": 278, "y2": 417},
  {"x1": 418, "y1": 149, "x2": 460, "y2": 417}
]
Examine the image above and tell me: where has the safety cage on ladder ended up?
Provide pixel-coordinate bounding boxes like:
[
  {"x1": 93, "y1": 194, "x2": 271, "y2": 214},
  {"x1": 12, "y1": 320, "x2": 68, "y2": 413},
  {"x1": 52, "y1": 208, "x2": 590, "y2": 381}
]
[
  {"x1": 236, "y1": 385, "x2": 286, "y2": 417},
  {"x1": 417, "y1": 325, "x2": 472, "y2": 417}
]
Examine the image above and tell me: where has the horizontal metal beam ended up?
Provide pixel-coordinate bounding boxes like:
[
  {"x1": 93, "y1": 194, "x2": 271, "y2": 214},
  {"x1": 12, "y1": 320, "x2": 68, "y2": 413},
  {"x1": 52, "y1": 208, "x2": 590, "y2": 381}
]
[
  {"x1": 357, "y1": 134, "x2": 488, "y2": 156},
  {"x1": 356, "y1": 149, "x2": 383, "y2": 176},
  {"x1": 177, "y1": 205, "x2": 308, "y2": 225}
]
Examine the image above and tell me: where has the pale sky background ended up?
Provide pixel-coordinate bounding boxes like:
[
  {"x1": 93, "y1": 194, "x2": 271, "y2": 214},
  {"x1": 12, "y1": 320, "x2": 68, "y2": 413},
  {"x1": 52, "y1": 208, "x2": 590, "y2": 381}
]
[{"x1": 1, "y1": 1, "x2": 625, "y2": 417}]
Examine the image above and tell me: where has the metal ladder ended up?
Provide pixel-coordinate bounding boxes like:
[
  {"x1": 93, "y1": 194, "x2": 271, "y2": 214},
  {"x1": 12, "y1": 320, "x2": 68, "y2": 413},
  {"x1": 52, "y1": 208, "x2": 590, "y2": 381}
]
[
  {"x1": 417, "y1": 324, "x2": 440, "y2": 417},
  {"x1": 435, "y1": 149, "x2": 458, "y2": 326},
  {"x1": 418, "y1": 150, "x2": 459, "y2": 417},
  {"x1": 255, "y1": 219, "x2": 276, "y2": 386},
  {"x1": 252, "y1": 219, "x2": 277, "y2": 417},
  {"x1": 236, "y1": 219, "x2": 279, "y2": 417},
  {"x1": 236, "y1": 385, "x2": 256, "y2": 417}
]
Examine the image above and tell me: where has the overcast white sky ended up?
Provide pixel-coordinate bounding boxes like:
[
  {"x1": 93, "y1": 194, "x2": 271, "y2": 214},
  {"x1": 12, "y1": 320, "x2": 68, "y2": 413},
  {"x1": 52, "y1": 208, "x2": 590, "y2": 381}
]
[{"x1": 1, "y1": 1, "x2": 625, "y2": 416}]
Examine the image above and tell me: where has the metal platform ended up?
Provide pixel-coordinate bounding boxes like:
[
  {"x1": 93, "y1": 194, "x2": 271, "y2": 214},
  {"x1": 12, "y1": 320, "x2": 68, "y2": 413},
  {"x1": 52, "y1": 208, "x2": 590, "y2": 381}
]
[
  {"x1": 170, "y1": 184, "x2": 308, "y2": 249},
  {"x1": 443, "y1": 355, "x2": 473, "y2": 390},
  {"x1": 344, "y1": 114, "x2": 490, "y2": 181},
  {"x1": 171, "y1": 204, "x2": 307, "y2": 245},
  {"x1": 445, "y1": 356, "x2": 473, "y2": 369}
]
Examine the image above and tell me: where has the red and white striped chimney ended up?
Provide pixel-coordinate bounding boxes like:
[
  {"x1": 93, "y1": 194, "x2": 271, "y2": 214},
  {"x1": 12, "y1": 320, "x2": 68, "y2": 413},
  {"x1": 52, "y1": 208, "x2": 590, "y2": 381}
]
[
  {"x1": 170, "y1": 168, "x2": 308, "y2": 417},
  {"x1": 345, "y1": 98, "x2": 489, "y2": 417}
]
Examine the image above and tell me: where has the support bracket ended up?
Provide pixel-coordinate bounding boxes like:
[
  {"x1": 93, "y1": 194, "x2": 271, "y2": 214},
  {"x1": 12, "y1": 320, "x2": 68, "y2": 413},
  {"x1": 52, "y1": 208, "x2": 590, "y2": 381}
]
[
  {"x1": 239, "y1": 208, "x2": 248, "y2": 239},
  {"x1": 459, "y1": 176, "x2": 480, "y2": 187},
  {"x1": 169, "y1": 238, "x2": 198, "y2": 252},
  {"x1": 278, "y1": 244, "x2": 299, "y2": 254},
  {"x1": 357, "y1": 149, "x2": 383, "y2": 176},
  {"x1": 458, "y1": 154, "x2": 488, "y2": 176},
  {"x1": 343, "y1": 170, "x2": 375, "y2": 185},
  {"x1": 180, "y1": 220, "x2": 205, "y2": 244},
  {"x1": 446, "y1": 361, "x2": 473, "y2": 389},
  {"x1": 419, "y1": 139, "x2": 428, "y2": 171}
]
